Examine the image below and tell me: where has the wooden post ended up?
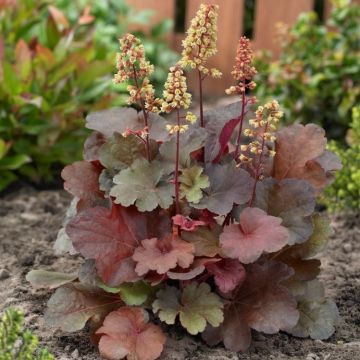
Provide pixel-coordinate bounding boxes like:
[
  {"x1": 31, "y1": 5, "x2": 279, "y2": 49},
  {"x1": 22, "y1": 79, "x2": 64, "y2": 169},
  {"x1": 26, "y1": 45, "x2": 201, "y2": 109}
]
[{"x1": 252, "y1": 0, "x2": 314, "y2": 57}]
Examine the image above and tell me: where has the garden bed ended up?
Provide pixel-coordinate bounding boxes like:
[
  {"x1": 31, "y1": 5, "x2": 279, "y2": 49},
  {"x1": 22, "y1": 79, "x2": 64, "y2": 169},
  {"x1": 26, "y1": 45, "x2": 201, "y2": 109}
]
[{"x1": 0, "y1": 188, "x2": 359, "y2": 360}]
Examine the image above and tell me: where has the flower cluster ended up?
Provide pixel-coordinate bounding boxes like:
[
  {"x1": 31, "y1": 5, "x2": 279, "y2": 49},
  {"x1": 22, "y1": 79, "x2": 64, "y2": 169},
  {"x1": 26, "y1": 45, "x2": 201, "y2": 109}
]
[
  {"x1": 240, "y1": 100, "x2": 283, "y2": 162},
  {"x1": 114, "y1": 34, "x2": 161, "y2": 112},
  {"x1": 225, "y1": 37, "x2": 257, "y2": 95},
  {"x1": 179, "y1": 4, "x2": 221, "y2": 78}
]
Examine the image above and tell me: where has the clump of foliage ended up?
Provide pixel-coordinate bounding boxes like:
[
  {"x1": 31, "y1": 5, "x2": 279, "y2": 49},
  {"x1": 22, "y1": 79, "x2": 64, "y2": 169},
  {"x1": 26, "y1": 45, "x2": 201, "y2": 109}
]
[
  {"x1": 253, "y1": 0, "x2": 360, "y2": 141},
  {"x1": 28, "y1": 4, "x2": 341, "y2": 359},
  {"x1": 324, "y1": 106, "x2": 360, "y2": 211},
  {"x1": 0, "y1": 307, "x2": 54, "y2": 360},
  {"x1": 0, "y1": 0, "x2": 177, "y2": 191}
]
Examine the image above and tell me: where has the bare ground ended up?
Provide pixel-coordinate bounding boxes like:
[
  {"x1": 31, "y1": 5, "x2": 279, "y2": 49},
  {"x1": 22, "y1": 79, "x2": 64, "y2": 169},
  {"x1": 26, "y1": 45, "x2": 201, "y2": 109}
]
[{"x1": 0, "y1": 188, "x2": 359, "y2": 360}]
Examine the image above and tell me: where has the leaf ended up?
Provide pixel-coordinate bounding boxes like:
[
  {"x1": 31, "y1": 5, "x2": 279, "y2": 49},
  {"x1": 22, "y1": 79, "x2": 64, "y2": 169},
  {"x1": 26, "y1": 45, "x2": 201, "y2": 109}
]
[
  {"x1": 26, "y1": 270, "x2": 77, "y2": 289},
  {"x1": 132, "y1": 235, "x2": 195, "y2": 276},
  {"x1": 206, "y1": 259, "x2": 246, "y2": 293},
  {"x1": 66, "y1": 205, "x2": 170, "y2": 286},
  {"x1": 255, "y1": 178, "x2": 316, "y2": 244},
  {"x1": 181, "y1": 225, "x2": 221, "y2": 257},
  {"x1": 153, "y1": 283, "x2": 224, "y2": 335},
  {"x1": 78, "y1": 6, "x2": 95, "y2": 25},
  {"x1": 166, "y1": 258, "x2": 218, "y2": 280},
  {"x1": 0, "y1": 154, "x2": 31, "y2": 170},
  {"x1": 96, "y1": 307, "x2": 166, "y2": 360},
  {"x1": 159, "y1": 127, "x2": 207, "y2": 167},
  {"x1": 172, "y1": 215, "x2": 205, "y2": 231},
  {"x1": 286, "y1": 280, "x2": 339, "y2": 340},
  {"x1": 110, "y1": 158, "x2": 174, "y2": 212},
  {"x1": 15, "y1": 39, "x2": 31, "y2": 80},
  {"x1": 220, "y1": 207, "x2": 289, "y2": 264},
  {"x1": 179, "y1": 166, "x2": 209, "y2": 203},
  {"x1": 86, "y1": 108, "x2": 168, "y2": 141},
  {"x1": 61, "y1": 161, "x2": 103, "y2": 210},
  {"x1": 99, "y1": 133, "x2": 152, "y2": 170},
  {"x1": 48, "y1": 6, "x2": 69, "y2": 29},
  {"x1": 203, "y1": 260, "x2": 299, "y2": 352},
  {"x1": 45, "y1": 284, "x2": 122, "y2": 332},
  {"x1": 273, "y1": 124, "x2": 341, "y2": 191},
  {"x1": 118, "y1": 281, "x2": 157, "y2": 306},
  {"x1": 83, "y1": 132, "x2": 106, "y2": 162},
  {"x1": 192, "y1": 162, "x2": 253, "y2": 215}
]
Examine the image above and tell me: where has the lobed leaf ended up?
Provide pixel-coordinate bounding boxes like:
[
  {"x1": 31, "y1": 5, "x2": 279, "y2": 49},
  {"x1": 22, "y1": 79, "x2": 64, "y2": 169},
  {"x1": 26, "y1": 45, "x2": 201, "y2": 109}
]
[
  {"x1": 97, "y1": 307, "x2": 166, "y2": 360},
  {"x1": 286, "y1": 280, "x2": 339, "y2": 340},
  {"x1": 220, "y1": 207, "x2": 289, "y2": 264},
  {"x1": 255, "y1": 178, "x2": 316, "y2": 244},
  {"x1": 192, "y1": 162, "x2": 253, "y2": 215},
  {"x1": 110, "y1": 159, "x2": 174, "y2": 212},
  {"x1": 83, "y1": 132, "x2": 106, "y2": 162},
  {"x1": 45, "y1": 284, "x2": 121, "y2": 332},
  {"x1": 132, "y1": 235, "x2": 195, "y2": 276},
  {"x1": 153, "y1": 283, "x2": 224, "y2": 335},
  {"x1": 179, "y1": 166, "x2": 209, "y2": 204}
]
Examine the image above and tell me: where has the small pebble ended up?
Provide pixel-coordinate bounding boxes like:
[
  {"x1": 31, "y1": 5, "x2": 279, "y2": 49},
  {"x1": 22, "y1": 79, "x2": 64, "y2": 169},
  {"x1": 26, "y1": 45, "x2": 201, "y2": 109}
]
[
  {"x1": 0, "y1": 269, "x2": 10, "y2": 280},
  {"x1": 306, "y1": 353, "x2": 320, "y2": 360},
  {"x1": 343, "y1": 243, "x2": 352, "y2": 253},
  {"x1": 71, "y1": 349, "x2": 79, "y2": 358}
]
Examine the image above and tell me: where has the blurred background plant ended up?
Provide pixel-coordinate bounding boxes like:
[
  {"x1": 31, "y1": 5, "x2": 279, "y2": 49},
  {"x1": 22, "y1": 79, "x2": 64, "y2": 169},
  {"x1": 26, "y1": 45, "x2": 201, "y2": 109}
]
[
  {"x1": 0, "y1": 0, "x2": 177, "y2": 191},
  {"x1": 253, "y1": 0, "x2": 360, "y2": 142},
  {"x1": 0, "y1": 307, "x2": 54, "y2": 359},
  {"x1": 323, "y1": 106, "x2": 360, "y2": 212}
]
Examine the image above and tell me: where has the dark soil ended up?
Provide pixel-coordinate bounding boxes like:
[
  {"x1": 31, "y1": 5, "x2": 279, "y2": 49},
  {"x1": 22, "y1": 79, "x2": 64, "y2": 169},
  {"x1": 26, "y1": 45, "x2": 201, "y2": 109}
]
[{"x1": 0, "y1": 188, "x2": 359, "y2": 360}]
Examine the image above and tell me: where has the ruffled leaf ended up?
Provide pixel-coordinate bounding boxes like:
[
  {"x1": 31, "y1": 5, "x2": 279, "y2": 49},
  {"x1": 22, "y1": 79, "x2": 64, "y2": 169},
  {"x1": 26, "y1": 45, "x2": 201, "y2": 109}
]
[
  {"x1": 206, "y1": 259, "x2": 246, "y2": 293},
  {"x1": 192, "y1": 162, "x2": 253, "y2": 215},
  {"x1": 97, "y1": 307, "x2": 166, "y2": 360},
  {"x1": 83, "y1": 132, "x2": 106, "y2": 162},
  {"x1": 132, "y1": 235, "x2": 195, "y2": 276},
  {"x1": 179, "y1": 166, "x2": 209, "y2": 203},
  {"x1": 26, "y1": 270, "x2": 77, "y2": 289},
  {"x1": 203, "y1": 261, "x2": 299, "y2": 351},
  {"x1": 220, "y1": 207, "x2": 289, "y2": 264},
  {"x1": 45, "y1": 284, "x2": 122, "y2": 332},
  {"x1": 110, "y1": 158, "x2": 174, "y2": 212},
  {"x1": 273, "y1": 124, "x2": 341, "y2": 191},
  {"x1": 61, "y1": 161, "x2": 103, "y2": 210},
  {"x1": 153, "y1": 283, "x2": 224, "y2": 335},
  {"x1": 172, "y1": 214, "x2": 205, "y2": 231},
  {"x1": 255, "y1": 178, "x2": 316, "y2": 244},
  {"x1": 286, "y1": 280, "x2": 339, "y2": 340}
]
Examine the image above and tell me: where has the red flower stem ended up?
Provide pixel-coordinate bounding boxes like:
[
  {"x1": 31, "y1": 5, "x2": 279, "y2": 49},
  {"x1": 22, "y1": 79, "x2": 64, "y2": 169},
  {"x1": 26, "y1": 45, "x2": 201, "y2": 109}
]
[
  {"x1": 174, "y1": 109, "x2": 181, "y2": 215},
  {"x1": 234, "y1": 78, "x2": 247, "y2": 160},
  {"x1": 249, "y1": 122, "x2": 269, "y2": 207},
  {"x1": 198, "y1": 69, "x2": 205, "y2": 162},
  {"x1": 132, "y1": 65, "x2": 150, "y2": 161}
]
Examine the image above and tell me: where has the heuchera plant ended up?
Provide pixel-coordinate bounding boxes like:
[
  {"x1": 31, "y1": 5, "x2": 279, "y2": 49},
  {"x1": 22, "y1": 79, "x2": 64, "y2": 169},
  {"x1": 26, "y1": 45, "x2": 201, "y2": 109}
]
[{"x1": 27, "y1": 4, "x2": 342, "y2": 359}]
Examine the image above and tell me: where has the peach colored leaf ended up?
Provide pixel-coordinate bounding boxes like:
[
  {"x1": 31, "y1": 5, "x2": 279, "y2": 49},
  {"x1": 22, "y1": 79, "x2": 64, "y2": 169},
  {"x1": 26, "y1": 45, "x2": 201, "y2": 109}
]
[
  {"x1": 15, "y1": 39, "x2": 31, "y2": 79},
  {"x1": 48, "y1": 5, "x2": 69, "y2": 29},
  {"x1": 192, "y1": 163, "x2": 253, "y2": 215},
  {"x1": 220, "y1": 207, "x2": 289, "y2": 264},
  {"x1": 132, "y1": 235, "x2": 195, "y2": 276},
  {"x1": 273, "y1": 124, "x2": 341, "y2": 191},
  {"x1": 61, "y1": 161, "x2": 103, "y2": 210},
  {"x1": 255, "y1": 178, "x2": 316, "y2": 244},
  {"x1": 45, "y1": 284, "x2": 121, "y2": 332},
  {"x1": 66, "y1": 205, "x2": 171, "y2": 286},
  {"x1": 97, "y1": 307, "x2": 166, "y2": 360},
  {"x1": 206, "y1": 259, "x2": 246, "y2": 293},
  {"x1": 172, "y1": 215, "x2": 205, "y2": 231},
  {"x1": 167, "y1": 258, "x2": 220, "y2": 280},
  {"x1": 78, "y1": 6, "x2": 95, "y2": 25}
]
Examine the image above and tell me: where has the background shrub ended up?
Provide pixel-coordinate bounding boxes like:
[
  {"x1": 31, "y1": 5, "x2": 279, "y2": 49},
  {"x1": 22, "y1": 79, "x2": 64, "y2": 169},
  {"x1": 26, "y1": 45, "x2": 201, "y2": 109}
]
[
  {"x1": 254, "y1": 0, "x2": 360, "y2": 141},
  {"x1": 0, "y1": 0, "x2": 177, "y2": 191}
]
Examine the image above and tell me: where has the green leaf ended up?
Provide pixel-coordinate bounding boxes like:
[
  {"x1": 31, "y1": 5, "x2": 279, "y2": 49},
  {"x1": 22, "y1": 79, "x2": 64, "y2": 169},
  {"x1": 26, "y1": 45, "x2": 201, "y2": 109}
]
[
  {"x1": 0, "y1": 154, "x2": 31, "y2": 170},
  {"x1": 26, "y1": 270, "x2": 77, "y2": 289},
  {"x1": 179, "y1": 166, "x2": 209, "y2": 204},
  {"x1": 110, "y1": 158, "x2": 174, "y2": 212},
  {"x1": 153, "y1": 283, "x2": 224, "y2": 335},
  {"x1": 286, "y1": 280, "x2": 339, "y2": 340},
  {"x1": 119, "y1": 281, "x2": 157, "y2": 306},
  {"x1": 2, "y1": 62, "x2": 21, "y2": 95},
  {"x1": 0, "y1": 171, "x2": 17, "y2": 191},
  {"x1": 0, "y1": 139, "x2": 7, "y2": 159}
]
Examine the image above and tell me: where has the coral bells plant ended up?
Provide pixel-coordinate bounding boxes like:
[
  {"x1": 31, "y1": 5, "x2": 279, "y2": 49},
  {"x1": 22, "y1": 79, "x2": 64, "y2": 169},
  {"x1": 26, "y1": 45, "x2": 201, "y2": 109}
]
[{"x1": 27, "y1": 4, "x2": 342, "y2": 360}]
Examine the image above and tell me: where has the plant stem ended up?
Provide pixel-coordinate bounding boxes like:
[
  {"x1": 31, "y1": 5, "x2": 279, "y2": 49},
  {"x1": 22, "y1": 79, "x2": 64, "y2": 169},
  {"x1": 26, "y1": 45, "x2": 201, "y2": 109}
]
[
  {"x1": 132, "y1": 65, "x2": 150, "y2": 161},
  {"x1": 174, "y1": 109, "x2": 181, "y2": 215},
  {"x1": 234, "y1": 78, "x2": 247, "y2": 160},
  {"x1": 198, "y1": 70, "x2": 204, "y2": 128},
  {"x1": 249, "y1": 123, "x2": 269, "y2": 207}
]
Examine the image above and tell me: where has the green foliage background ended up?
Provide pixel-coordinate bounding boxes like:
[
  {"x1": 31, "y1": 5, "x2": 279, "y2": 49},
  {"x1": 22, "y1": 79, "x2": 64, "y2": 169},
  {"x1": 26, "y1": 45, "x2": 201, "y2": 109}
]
[{"x1": 0, "y1": 0, "x2": 177, "y2": 191}]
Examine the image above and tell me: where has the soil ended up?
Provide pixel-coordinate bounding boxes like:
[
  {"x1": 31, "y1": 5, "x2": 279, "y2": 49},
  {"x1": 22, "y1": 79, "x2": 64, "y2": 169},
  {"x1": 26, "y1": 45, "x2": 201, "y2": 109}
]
[{"x1": 0, "y1": 187, "x2": 359, "y2": 360}]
